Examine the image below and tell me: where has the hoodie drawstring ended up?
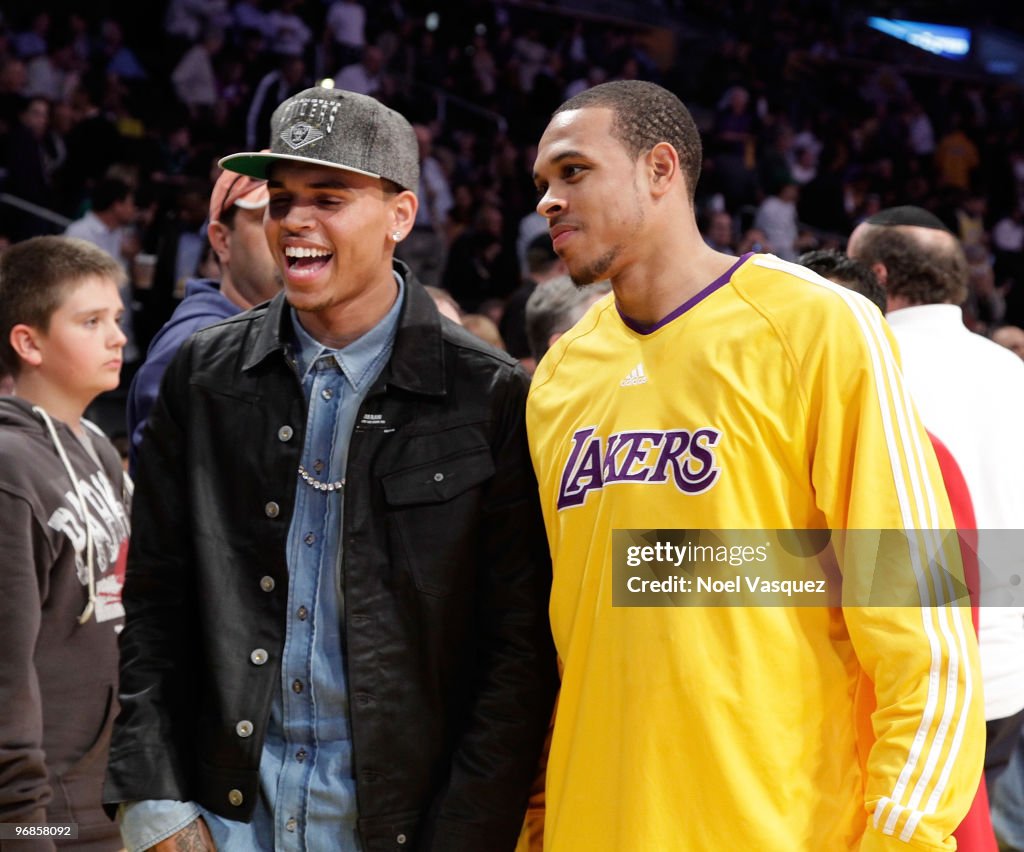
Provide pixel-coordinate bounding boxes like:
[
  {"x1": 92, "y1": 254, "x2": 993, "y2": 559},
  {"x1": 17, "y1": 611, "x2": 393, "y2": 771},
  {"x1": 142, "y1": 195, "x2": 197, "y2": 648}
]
[{"x1": 33, "y1": 406, "x2": 96, "y2": 624}]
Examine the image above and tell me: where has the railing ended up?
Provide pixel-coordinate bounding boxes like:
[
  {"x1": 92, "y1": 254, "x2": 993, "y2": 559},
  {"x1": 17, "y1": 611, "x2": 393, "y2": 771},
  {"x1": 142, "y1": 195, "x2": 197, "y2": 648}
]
[{"x1": 0, "y1": 193, "x2": 72, "y2": 229}]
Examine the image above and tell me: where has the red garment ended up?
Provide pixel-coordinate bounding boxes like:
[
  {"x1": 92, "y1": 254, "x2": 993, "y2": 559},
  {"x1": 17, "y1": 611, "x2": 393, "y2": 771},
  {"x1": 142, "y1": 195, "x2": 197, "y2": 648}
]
[{"x1": 930, "y1": 433, "x2": 996, "y2": 852}]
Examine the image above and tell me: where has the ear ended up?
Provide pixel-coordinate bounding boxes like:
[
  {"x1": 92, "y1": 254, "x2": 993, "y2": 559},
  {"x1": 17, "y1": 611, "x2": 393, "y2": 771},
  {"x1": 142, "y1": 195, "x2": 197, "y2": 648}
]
[
  {"x1": 646, "y1": 142, "x2": 680, "y2": 199},
  {"x1": 207, "y1": 221, "x2": 230, "y2": 266},
  {"x1": 9, "y1": 323, "x2": 44, "y2": 368},
  {"x1": 389, "y1": 190, "x2": 419, "y2": 241},
  {"x1": 870, "y1": 262, "x2": 888, "y2": 288}
]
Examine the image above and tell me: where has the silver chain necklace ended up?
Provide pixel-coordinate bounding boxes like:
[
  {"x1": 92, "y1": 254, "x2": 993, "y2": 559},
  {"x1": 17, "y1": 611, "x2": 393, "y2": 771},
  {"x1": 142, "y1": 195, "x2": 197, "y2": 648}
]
[{"x1": 297, "y1": 465, "x2": 345, "y2": 492}]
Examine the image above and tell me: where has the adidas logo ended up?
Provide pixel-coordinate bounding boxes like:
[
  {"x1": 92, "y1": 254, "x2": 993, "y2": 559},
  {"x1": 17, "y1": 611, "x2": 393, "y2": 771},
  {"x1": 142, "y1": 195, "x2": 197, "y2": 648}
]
[{"x1": 620, "y1": 363, "x2": 648, "y2": 386}]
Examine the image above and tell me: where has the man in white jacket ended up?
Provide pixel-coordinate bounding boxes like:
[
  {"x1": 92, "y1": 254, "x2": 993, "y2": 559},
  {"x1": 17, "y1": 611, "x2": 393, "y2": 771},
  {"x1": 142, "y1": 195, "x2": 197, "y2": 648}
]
[{"x1": 849, "y1": 206, "x2": 1024, "y2": 792}]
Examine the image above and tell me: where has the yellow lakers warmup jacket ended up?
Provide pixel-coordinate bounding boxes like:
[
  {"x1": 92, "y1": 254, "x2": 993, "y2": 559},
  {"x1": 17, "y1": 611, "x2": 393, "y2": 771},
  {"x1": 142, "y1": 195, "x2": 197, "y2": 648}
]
[{"x1": 526, "y1": 253, "x2": 984, "y2": 851}]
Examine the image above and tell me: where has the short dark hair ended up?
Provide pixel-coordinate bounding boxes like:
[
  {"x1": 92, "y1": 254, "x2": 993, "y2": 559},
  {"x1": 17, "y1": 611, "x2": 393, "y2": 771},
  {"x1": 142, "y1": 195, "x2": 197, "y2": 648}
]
[
  {"x1": 798, "y1": 249, "x2": 886, "y2": 313},
  {"x1": 0, "y1": 236, "x2": 124, "y2": 376},
  {"x1": 554, "y1": 81, "x2": 702, "y2": 201},
  {"x1": 91, "y1": 177, "x2": 133, "y2": 213},
  {"x1": 851, "y1": 226, "x2": 968, "y2": 306}
]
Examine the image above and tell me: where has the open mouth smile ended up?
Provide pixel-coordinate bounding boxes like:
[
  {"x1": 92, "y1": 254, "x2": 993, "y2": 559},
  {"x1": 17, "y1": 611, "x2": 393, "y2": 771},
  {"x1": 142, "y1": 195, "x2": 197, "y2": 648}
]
[{"x1": 283, "y1": 246, "x2": 334, "y2": 277}]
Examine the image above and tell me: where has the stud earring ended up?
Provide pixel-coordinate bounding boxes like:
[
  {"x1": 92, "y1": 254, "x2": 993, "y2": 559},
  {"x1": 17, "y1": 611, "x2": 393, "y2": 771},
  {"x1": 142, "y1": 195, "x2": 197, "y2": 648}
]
[{"x1": 391, "y1": 230, "x2": 402, "y2": 242}]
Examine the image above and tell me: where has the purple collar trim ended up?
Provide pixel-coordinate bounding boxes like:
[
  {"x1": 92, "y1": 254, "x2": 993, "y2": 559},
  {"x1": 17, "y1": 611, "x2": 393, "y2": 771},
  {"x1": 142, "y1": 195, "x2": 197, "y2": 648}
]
[{"x1": 617, "y1": 252, "x2": 753, "y2": 334}]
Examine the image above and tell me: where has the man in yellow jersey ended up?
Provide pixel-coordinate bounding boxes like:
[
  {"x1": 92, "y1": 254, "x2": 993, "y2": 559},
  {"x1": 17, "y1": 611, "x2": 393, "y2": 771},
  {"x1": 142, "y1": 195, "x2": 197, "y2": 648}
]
[{"x1": 527, "y1": 80, "x2": 984, "y2": 851}]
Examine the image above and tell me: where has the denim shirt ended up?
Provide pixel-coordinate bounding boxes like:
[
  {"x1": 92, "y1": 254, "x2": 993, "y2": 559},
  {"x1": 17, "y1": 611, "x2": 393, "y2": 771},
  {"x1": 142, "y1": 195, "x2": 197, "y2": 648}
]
[{"x1": 119, "y1": 277, "x2": 404, "y2": 852}]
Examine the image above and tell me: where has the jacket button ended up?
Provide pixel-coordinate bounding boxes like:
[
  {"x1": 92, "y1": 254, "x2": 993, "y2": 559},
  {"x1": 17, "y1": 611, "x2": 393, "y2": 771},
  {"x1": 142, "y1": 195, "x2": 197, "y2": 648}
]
[
  {"x1": 236, "y1": 720, "x2": 254, "y2": 738},
  {"x1": 264, "y1": 501, "x2": 280, "y2": 518},
  {"x1": 250, "y1": 649, "x2": 268, "y2": 666},
  {"x1": 286, "y1": 818, "x2": 297, "y2": 832},
  {"x1": 292, "y1": 679, "x2": 304, "y2": 693},
  {"x1": 433, "y1": 472, "x2": 444, "y2": 482},
  {"x1": 228, "y1": 789, "x2": 244, "y2": 806},
  {"x1": 396, "y1": 834, "x2": 407, "y2": 845},
  {"x1": 260, "y1": 576, "x2": 275, "y2": 592},
  {"x1": 277, "y1": 425, "x2": 294, "y2": 442}
]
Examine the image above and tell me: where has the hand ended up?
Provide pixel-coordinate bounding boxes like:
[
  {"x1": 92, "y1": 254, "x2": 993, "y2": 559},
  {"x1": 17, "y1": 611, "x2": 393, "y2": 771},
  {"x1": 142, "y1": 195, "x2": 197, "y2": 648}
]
[{"x1": 148, "y1": 817, "x2": 215, "y2": 851}]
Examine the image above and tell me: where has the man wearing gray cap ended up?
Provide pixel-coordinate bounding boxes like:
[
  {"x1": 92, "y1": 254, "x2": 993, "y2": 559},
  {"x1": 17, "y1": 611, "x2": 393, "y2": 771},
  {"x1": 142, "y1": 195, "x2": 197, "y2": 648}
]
[{"x1": 105, "y1": 88, "x2": 557, "y2": 852}]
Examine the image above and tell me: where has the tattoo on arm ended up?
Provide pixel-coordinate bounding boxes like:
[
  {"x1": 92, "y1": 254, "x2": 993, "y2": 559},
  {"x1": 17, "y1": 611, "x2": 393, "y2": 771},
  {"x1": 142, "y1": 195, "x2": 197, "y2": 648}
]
[{"x1": 169, "y1": 821, "x2": 212, "y2": 852}]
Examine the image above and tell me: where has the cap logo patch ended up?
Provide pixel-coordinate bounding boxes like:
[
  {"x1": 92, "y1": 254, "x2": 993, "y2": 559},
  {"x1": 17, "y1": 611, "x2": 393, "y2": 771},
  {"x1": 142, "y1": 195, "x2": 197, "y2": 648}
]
[{"x1": 282, "y1": 122, "x2": 324, "y2": 150}]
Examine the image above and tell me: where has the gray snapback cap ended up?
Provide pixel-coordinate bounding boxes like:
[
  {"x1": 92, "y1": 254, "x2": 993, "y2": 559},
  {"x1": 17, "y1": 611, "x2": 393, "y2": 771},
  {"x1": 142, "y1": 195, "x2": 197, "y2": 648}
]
[{"x1": 220, "y1": 87, "x2": 420, "y2": 192}]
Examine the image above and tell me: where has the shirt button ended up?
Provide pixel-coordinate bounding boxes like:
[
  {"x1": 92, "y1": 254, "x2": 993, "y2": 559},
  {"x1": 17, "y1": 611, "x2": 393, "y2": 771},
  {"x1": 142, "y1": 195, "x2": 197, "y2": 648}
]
[
  {"x1": 286, "y1": 818, "x2": 297, "y2": 832},
  {"x1": 433, "y1": 472, "x2": 444, "y2": 482},
  {"x1": 321, "y1": 388, "x2": 333, "y2": 400},
  {"x1": 228, "y1": 789, "x2": 244, "y2": 806},
  {"x1": 304, "y1": 532, "x2": 316, "y2": 546},
  {"x1": 297, "y1": 606, "x2": 308, "y2": 620},
  {"x1": 397, "y1": 834, "x2": 407, "y2": 845},
  {"x1": 264, "y1": 501, "x2": 280, "y2": 518},
  {"x1": 236, "y1": 720, "x2": 254, "y2": 738},
  {"x1": 250, "y1": 649, "x2": 268, "y2": 666},
  {"x1": 259, "y1": 576, "x2": 275, "y2": 592},
  {"x1": 296, "y1": 749, "x2": 307, "y2": 762},
  {"x1": 277, "y1": 425, "x2": 294, "y2": 442},
  {"x1": 292, "y1": 678, "x2": 304, "y2": 693}
]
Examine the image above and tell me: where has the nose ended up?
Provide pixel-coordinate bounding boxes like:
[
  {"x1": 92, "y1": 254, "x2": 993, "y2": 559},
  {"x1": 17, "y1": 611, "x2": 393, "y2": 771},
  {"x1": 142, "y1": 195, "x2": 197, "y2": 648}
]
[
  {"x1": 276, "y1": 199, "x2": 314, "y2": 233},
  {"x1": 110, "y1": 319, "x2": 128, "y2": 348},
  {"x1": 536, "y1": 187, "x2": 565, "y2": 219}
]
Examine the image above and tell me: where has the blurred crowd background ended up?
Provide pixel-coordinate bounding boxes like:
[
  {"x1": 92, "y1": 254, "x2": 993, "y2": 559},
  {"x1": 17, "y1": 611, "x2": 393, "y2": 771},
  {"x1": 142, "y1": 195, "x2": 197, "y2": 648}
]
[{"x1": 3, "y1": 0, "x2": 1024, "y2": 435}]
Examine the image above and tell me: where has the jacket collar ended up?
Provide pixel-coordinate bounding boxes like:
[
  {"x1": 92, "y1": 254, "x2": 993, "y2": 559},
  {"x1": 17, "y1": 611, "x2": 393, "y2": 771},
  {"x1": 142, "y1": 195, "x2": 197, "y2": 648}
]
[{"x1": 243, "y1": 261, "x2": 446, "y2": 397}]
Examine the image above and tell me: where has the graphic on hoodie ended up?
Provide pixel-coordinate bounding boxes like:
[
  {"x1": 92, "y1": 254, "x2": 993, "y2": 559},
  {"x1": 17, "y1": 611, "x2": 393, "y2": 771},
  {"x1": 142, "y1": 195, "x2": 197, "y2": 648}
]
[{"x1": 47, "y1": 466, "x2": 130, "y2": 624}]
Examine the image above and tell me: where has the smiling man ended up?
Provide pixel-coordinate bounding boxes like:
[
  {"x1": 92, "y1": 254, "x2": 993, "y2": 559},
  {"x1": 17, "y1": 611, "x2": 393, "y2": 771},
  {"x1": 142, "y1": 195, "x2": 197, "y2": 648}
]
[
  {"x1": 527, "y1": 81, "x2": 984, "y2": 851},
  {"x1": 105, "y1": 87, "x2": 557, "y2": 852}
]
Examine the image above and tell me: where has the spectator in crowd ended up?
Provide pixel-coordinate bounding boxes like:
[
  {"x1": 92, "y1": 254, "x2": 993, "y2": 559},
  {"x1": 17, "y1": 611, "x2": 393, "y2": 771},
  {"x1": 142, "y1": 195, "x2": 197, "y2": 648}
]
[
  {"x1": 335, "y1": 44, "x2": 386, "y2": 98},
  {"x1": 799, "y1": 244, "x2": 1000, "y2": 852},
  {"x1": 65, "y1": 178, "x2": 138, "y2": 271},
  {"x1": 4, "y1": 96, "x2": 57, "y2": 239},
  {"x1": 106, "y1": 86, "x2": 557, "y2": 852},
  {"x1": 993, "y1": 324, "x2": 1024, "y2": 359},
  {"x1": 164, "y1": 0, "x2": 230, "y2": 46},
  {"x1": 265, "y1": 0, "x2": 312, "y2": 58},
  {"x1": 797, "y1": 247, "x2": 885, "y2": 311},
  {"x1": 443, "y1": 202, "x2": 518, "y2": 312},
  {"x1": 24, "y1": 32, "x2": 81, "y2": 104},
  {"x1": 993, "y1": 205, "x2": 1024, "y2": 295},
  {"x1": 701, "y1": 209, "x2": 737, "y2": 254},
  {"x1": 935, "y1": 114, "x2": 980, "y2": 192},
  {"x1": 524, "y1": 273, "x2": 611, "y2": 362},
  {"x1": 394, "y1": 122, "x2": 451, "y2": 287},
  {"x1": 849, "y1": 206, "x2": 1024, "y2": 797},
  {"x1": 171, "y1": 27, "x2": 224, "y2": 116},
  {"x1": 65, "y1": 177, "x2": 140, "y2": 364},
  {"x1": 500, "y1": 233, "x2": 566, "y2": 372},
  {"x1": 754, "y1": 179, "x2": 800, "y2": 260},
  {"x1": 0, "y1": 236, "x2": 131, "y2": 850},
  {"x1": 246, "y1": 55, "x2": 306, "y2": 149},
  {"x1": 461, "y1": 312, "x2": 505, "y2": 349},
  {"x1": 233, "y1": 0, "x2": 270, "y2": 38},
  {"x1": 325, "y1": 0, "x2": 366, "y2": 68},
  {"x1": 126, "y1": 168, "x2": 276, "y2": 473}
]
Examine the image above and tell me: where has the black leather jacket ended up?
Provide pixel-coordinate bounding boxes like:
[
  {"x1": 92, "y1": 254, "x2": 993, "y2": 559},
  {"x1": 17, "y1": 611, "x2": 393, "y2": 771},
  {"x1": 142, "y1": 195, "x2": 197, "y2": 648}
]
[{"x1": 105, "y1": 271, "x2": 558, "y2": 852}]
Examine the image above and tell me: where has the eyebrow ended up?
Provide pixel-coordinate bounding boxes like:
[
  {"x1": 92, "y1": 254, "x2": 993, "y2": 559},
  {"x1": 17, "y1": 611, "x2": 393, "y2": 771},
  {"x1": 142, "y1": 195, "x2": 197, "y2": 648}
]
[
  {"x1": 533, "y1": 149, "x2": 588, "y2": 181},
  {"x1": 71, "y1": 305, "x2": 121, "y2": 317}
]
